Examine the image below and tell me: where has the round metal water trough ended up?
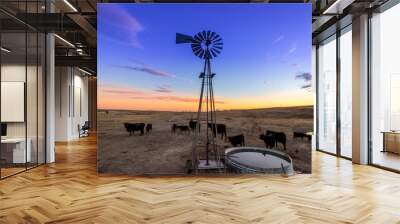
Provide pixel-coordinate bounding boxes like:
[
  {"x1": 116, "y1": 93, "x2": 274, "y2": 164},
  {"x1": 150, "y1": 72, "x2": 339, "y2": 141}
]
[{"x1": 225, "y1": 147, "x2": 294, "y2": 175}]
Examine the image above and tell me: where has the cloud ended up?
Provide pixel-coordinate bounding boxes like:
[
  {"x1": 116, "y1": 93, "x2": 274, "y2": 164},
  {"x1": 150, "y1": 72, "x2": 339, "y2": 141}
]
[
  {"x1": 154, "y1": 85, "x2": 173, "y2": 93},
  {"x1": 287, "y1": 46, "x2": 297, "y2": 55},
  {"x1": 103, "y1": 89, "x2": 144, "y2": 95},
  {"x1": 130, "y1": 95, "x2": 224, "y2": 104},
  {"x1": 99, "y1": 84, "x2": 144, "y2": 95},
  {"x1": 296, "y1": 72, "x2": 312, "y2": 81},
  {"x1": 296, "y1": 72, "x2": 312, "y2": 90},
  {"x1": 99, "y1": 84, "x2": 224, "y2": 104},
  {"x1": 273, "y1": 35, "x2": 285, "y2": 44},
  {"x1": 263, "y1": 81, "x2": 271, "y2": 86},
  {"x1": 98, "y1": 4, "x2": 144, "y2": 48},
  {"x1": 116, "y1": 63, "x2": 176, "y2": 78}
]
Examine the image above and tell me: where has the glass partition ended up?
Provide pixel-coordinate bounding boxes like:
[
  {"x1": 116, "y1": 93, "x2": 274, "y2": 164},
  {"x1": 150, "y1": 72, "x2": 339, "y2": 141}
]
[
  {"x1": 370, "y1": 3, "x2": 400, "y2": 171},
  {"x1": 1, "y1": 31, "x2": 28, "y2": 177},
  {"x1": 317, "y1": 35, "x2": 337, "y2": 154},
  {"x1": 38, "y1": 32, "x2": 45, "y2": 165},
  {"x1": 339, "y1": 27, "x2": 352, "y2": 158},
  {"x1": 0, "y1": 2, "x2": 46, "y2": 179}
]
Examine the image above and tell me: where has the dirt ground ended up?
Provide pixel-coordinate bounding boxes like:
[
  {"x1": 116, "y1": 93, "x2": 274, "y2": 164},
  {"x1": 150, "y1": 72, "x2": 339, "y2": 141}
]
[{"x1": 97, "y1": 106, "x2": 313, "y2": 175}]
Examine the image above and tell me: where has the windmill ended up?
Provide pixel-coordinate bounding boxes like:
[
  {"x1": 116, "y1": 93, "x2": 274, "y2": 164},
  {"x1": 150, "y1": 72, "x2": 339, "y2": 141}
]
[{"x1": 176, "y1": 30, "x2": 224, "y2": 173}]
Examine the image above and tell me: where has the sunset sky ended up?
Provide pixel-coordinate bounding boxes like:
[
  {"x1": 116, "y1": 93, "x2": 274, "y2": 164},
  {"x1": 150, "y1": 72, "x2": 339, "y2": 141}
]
[{"x1": 98, "y1": 4, "x2": 312, "y2": 111}]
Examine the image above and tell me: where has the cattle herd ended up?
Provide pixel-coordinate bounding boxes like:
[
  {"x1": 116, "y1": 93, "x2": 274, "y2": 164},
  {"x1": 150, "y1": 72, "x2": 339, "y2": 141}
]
[
  {"x1": 123, "y1": 119, "x2": 310, "y2": 151},
  {"x1": 123, "y1": 123, "x2": 152, "y2": 136}
]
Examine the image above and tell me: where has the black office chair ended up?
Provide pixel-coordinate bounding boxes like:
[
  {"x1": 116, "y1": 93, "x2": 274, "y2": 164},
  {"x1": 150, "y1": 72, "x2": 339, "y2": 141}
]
[{"x1": 79, "y1": 121, "x2": 90, "y2": 138}]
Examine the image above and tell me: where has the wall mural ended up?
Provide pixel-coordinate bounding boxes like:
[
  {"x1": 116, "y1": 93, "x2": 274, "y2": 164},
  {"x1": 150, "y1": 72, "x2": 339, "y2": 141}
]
[{"x1": 97, "y1": 3, "x2": 313, "y2": 175}]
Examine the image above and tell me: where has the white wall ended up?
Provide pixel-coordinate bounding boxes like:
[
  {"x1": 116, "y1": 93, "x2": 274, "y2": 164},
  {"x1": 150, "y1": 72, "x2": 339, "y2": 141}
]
[
  {"x1": 1, "y1": 65, "x2": 41, "y2": 137},
  {"x1": 55, "y1": 67, "x2": 89, "y2": 141}
]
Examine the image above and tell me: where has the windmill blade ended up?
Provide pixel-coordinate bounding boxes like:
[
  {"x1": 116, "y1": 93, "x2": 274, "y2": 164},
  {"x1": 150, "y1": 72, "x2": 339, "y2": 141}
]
[
  {"x1": 194, "y1": 34, "x2": 202, "y2": 42},
  {"x1": 202, "y1": 31, "x2": 207, "y2": 40},
  {"x1": 214, "y1": 42, "x2": 223, "y2": 46},
  {"x1": 210, "y1": 49, "x2": 218, "y2": 58},
  {"x1": 211, "y1": 48, "x2": 220, "y2": 55},
  {"x1": 193, "y1": 47, "x2": 203, "y2": 56},
  {"x1": 192, "y1": 46, "x2": 203, "y2": 55},
  {"x1": 192, "y1": 45, "x2": 201, "y2": 52},
  {"x1": 211, "y1": 48, "x2": 221, "y2": 57},
  {"x1": 191, "y1": 42, "x2": 201, "y2": 48},
  {"x1": 206, "y1": 30, "x2": 211, "y2": 40},
  {"x1": 199, "y1": 50, "x2": 205, "y2": 59},
  {"x1": 176, "y1": 33, "x2": 194, "y2": 44},
  {"x1": 198, "y1": 31, "x2": 205, "y2": 41},
  {"x1": 213, "y1": 45, "x2": 223, "y2": 50},
  {"x1": 195, "y1": 51, "x2": 202, "y2": 58},
  {"x1": 211, "y1": 34, "x2": 220, "y2": 41},
  {"x1": 210, "y1": 32, "x2": 217, "y2": 40},
  {"x1": 214, "y1": 38, "x2": 222, "y2": 43}
]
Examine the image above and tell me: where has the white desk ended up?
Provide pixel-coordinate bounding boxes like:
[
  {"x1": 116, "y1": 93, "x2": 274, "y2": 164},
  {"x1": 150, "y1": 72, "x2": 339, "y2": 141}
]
[{"x1": 1, "y1": 138, "x2": 31, "y2": 163}]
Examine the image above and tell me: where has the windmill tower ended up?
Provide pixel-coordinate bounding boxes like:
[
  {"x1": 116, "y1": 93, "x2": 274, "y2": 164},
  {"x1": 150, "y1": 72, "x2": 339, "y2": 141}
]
[{"x1": 176, "y1": 30, "x2": 224, "y2": 173}]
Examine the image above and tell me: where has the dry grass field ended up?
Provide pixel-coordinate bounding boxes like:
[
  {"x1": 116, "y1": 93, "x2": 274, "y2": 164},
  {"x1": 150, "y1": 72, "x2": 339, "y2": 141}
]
[{"x1": 97, "y1": 106, "x2": 313, "y2": 175}]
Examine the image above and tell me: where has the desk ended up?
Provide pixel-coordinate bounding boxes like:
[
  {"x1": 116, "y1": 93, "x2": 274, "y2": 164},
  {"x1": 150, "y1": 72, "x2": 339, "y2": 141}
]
[
  {"x1": 381, "y1": 131, "x2": 400, "y2": 154},
  {"x1": 1, "y1": 138, "x2": 31, "y2": 163}
]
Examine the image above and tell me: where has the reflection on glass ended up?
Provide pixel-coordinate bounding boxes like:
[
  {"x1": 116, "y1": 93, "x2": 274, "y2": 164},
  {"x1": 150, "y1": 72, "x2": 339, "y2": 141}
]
[{"x1": 318, "y1": 36, "x2": 337, "y2": 154}]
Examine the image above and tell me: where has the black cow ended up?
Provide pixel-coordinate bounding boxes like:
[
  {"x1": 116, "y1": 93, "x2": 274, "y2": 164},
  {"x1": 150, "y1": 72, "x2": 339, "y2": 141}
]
[
  {"x1": 293, "y1": 132, "x2": 311, "y2": 141},
  {"x1": 189, "y1": 119, "x2": 200, "y2": 132},
  {"x1": 146, "y1": 123, "x2": 152, "y2": 134},
  {"x1": 124, "y1": 123, "x2": 145, "y2": 136},
  {"x1": 208, "y1": 123, "x2": 227, "y2": 139},
  {"x1": 171, "y1": 124, "x2": 190, "y2": 134},
  {"x1": 266, "y1": 130, "x2": 286, "y2": 150},
  {"x1": 228, "y1": 134, "x2": 245, "y2": 147},
  {"x1": 259, "y1": 134, "x2": 275, "y2": 149}
]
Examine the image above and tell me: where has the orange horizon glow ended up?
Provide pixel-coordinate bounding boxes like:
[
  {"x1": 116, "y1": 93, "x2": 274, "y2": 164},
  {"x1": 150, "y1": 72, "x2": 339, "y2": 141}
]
[{"x1": 98, "y1": 84, "x2": 313, "y2": 112}]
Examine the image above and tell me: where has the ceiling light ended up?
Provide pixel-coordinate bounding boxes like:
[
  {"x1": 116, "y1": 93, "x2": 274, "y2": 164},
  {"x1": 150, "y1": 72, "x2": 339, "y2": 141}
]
[
  {"x1": 54, "y1": 34, "x2": 75, "y2": 48},
  {"x1": 1, "y1": 47, "x2": 11, "y2": 53},
  {"x1": 78, "y1": 67, "x2": 93, "y2": 76},
  {"x1": 63, "y1": 0, "x2": 78, "y2": 12},
  {"x1": 323, "y1": 0, "x2": 355, "y2": 15}
]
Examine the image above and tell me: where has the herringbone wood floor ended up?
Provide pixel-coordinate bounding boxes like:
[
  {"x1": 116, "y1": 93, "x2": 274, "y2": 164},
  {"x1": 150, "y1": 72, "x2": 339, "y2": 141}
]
[{"x1": 1, "y1": 135, "x2": 400, "y2": 224}]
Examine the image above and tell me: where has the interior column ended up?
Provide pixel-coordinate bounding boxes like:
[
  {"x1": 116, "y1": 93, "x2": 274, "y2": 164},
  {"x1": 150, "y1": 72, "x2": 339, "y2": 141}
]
[{"x1": 352, "y1": 14, "x2": 369, "y2": 164}]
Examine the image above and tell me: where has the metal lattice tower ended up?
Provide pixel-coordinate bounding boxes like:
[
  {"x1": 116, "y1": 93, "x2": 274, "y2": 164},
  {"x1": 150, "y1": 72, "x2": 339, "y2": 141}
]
[{"x1": 176, "y1": 30, "x2": 224, "y2": 172}]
